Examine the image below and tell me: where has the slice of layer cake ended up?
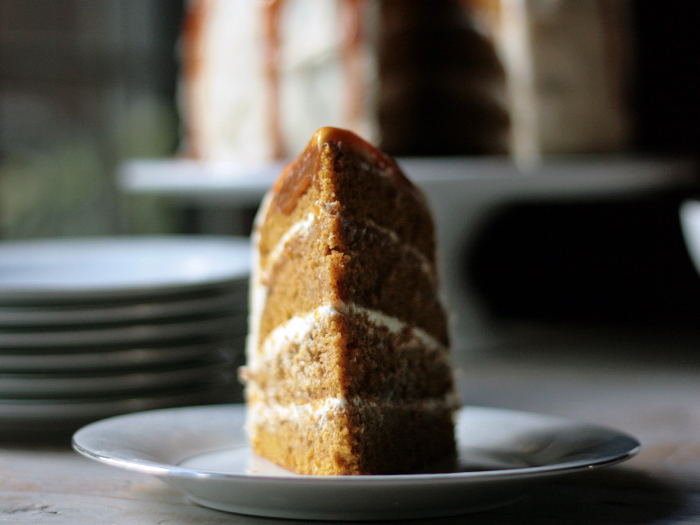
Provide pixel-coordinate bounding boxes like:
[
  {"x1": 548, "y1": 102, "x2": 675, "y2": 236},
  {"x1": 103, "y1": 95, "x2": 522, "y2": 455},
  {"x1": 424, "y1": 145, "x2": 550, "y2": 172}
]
[{"x1": 243, "y1": 127, "x2": 458, "y2": 475}]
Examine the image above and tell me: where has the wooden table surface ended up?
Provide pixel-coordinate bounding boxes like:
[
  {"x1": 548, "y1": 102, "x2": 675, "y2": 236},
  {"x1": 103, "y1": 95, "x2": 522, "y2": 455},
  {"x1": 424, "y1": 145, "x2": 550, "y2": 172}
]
[{"x1": 1, "y1": 324, "x2": 699, "y2": 524}]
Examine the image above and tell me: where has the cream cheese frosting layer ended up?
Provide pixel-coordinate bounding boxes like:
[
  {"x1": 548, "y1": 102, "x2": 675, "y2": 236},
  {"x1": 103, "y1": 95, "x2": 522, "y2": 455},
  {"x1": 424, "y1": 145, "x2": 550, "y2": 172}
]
[
  {"x1": 264, "y1": 211, "x2": 315, "y2": 275},
  {"x1": 245, "y1": 190, "x2": 273, "y2": 367},
  {"x1": 362, "y1": 216, "x2": 435, "y2": 282},
  {"x1": 259, "y1": 208, "x2": 436, "y2": 283},
  {"x1": 246, "y1": 393, "x2": 460, "y2": 434},
  {"x1": 246, "y1": 396, "x2": 349, "y2": 430},
  {"x1": 248, "y1": 301, "x2": 448, "y2": 372}
]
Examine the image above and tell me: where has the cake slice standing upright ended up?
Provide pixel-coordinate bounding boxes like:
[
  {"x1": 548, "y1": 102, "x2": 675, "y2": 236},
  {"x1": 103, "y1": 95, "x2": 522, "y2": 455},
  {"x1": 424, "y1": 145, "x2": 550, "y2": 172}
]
[{"x1": 243, "y1": 127, "x2": 458, "y2": 475}]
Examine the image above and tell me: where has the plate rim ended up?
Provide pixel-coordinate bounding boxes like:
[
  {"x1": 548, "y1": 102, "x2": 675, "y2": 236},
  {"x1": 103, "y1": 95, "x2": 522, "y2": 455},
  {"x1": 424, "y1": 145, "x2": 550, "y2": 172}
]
[
  {"x1": 0, "y1": 385, "x2": 238, "y2": 423},
  {"x1": 71, "y1": 404, "x2": 640, "y2": 520},
  {"x1": 0, "y1": 235, "x2": 250, "y2": 301},
  {"x1": 0, "y1": 339, "x2": 242, "y2": 372},
  {"x1": 0, "y1": 289, "x2": 248, "y2": 326},
  {"x1": 72, "y1": 404, "x2": 640, "y2": 484},
  {"x1": 0, "y1": 314, "x2": 244, "y2": 348}
]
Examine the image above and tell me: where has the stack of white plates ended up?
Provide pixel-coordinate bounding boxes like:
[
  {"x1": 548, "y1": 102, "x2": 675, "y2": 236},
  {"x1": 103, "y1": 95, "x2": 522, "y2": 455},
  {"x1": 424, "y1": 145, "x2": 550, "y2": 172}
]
[{"x1": 0, "y1": 236, "x2": 250, "y2": 438}]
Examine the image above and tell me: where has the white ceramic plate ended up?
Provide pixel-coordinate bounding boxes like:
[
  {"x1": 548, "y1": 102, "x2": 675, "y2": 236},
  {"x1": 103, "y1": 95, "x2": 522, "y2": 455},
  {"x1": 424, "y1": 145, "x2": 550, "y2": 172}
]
[
  {"x1": 0, "y1": 386, "x2": 239, "y2": 435},
  {"x1": 0, "y1": 338, "x2": 245, "y2": 373},
  {"x1": 73, "y1": 404, "x2": 640, "y2": 521},
  {"x1": 0, "y1": 314, "x2": 246, "y2": 347},
  {"x1": 0, "y1": 361, "x2": 237, "y2": 398},
  {"x1": 0, "y1": 289, "x2": 247, "y2": 327},
  {"x1": 680, "y1": 199, "x2": 700, "y2": 276},
  {"x1": 0, "y1": 236, "x2": 250, "y2": 302}
]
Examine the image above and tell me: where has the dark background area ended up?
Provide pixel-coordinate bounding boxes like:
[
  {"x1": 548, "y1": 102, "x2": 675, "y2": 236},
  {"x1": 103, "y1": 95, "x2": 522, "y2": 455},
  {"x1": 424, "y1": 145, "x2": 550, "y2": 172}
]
[
  {"x1": 631, "y1": 1, "x2": 699, "y2": 156},
  {"x1": 467, "y1": 1, "x2": 700, "y2": 327}
]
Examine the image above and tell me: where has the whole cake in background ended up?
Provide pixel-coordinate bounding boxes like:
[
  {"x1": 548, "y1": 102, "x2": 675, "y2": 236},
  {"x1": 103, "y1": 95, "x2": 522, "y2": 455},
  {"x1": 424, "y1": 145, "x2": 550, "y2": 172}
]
[
  {"x1": 179, "y1": 0, "x2": 509, "y2": 161},
  {"x1": 241, "y1": 127, "x2": 459, "y2": 475},
  {"x1": 180, "y1": 0, "x2": 632, "y2": 165}
]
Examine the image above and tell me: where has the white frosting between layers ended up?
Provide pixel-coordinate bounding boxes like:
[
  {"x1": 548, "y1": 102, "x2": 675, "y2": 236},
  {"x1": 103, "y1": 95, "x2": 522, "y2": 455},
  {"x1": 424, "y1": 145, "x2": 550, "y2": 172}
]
[
  {"x1": 357, "y1": 305, "x2": 443, "y2": 351},
  {"x1": 255, "y1": 303, "x2": 341, "y2": 369},
  {"x1": 245, "y1": 191, "x2": 273, "y2": 368},
  {"x1": 246, "y1": 393, "x2": 460, "y2": 436},
  {"x1": 260, "y1": 210, "x2": 435, "y2": 284},
  {"x1": 363, "y1": 217, "x2": 435, "y2": 283},
  {"x1": 249, "y1": 301, "x2": 447, "y2": 374},
  {"x1": 264, "y1": 212, "x2": 316, "y2": 278},
  {"x1": 247, "y1": 396, "x2": 349, "y2": 429}
]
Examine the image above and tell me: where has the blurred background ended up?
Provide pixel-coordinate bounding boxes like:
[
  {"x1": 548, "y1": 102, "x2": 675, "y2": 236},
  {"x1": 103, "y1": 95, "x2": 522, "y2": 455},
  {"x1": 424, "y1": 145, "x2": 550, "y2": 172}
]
[
  {"x1": 1, "y1": 0, "x2": 699, "y2": 333},
  {"x1": 0, "y1": 0, "x2": 184, "y2": 238}
]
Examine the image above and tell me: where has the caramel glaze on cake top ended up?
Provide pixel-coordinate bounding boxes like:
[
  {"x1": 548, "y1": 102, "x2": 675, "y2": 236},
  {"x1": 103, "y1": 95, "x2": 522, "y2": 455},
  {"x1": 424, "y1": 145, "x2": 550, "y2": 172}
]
[
  {"x1": 272, "y1": 127, "x2": 425, "y2": 215},
  {"x1": 259, "y1": 127, "x2": 436, "y2": 277}
]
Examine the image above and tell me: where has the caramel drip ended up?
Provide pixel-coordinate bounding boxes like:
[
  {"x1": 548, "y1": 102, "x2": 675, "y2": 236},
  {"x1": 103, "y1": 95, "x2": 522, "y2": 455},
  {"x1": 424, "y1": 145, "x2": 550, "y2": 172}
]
[
  {"x1": 181, "y1": 0, "x2": 207, "y2": 79},
  {"x1": 272, "y1": 127, "x2": 424, "y2": 215},
  {"x1": 273, "y1": 140, "x2": 322, "y2": 215},
  {"x1": 263, "y1": 0, "x2": 286, "y2": 159},
  {"x1": 340, "y1": 0, "x2": 366, "y2": 128},
  {"x1": 181, "y1": 0, "x2": 210, "y2": 158}
]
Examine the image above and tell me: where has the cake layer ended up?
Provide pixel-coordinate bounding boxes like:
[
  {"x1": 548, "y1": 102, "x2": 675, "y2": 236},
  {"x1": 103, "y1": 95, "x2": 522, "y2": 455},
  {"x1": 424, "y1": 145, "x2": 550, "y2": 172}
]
[
  {"x1": 248, "y1": 397, "x2": 457, "y2": 475},
  {"x1": 257, "y1": 132, "x2": 436, "y2": 269},
  {"x1": 245, "y1": 304, "x2": 346, "y2": 404},
  {"x1": 262, "y1": 212, "x2": 434, "y2": 287},
  {"x1": 259, "y1": 209, "x2": 448, "y2": 345},
  {"x1": 246, "y1": 303, "x2": 453, "y2": 405},
  {"x1": 257, "y1": 209, "x2": 343, "y2": 342}
]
